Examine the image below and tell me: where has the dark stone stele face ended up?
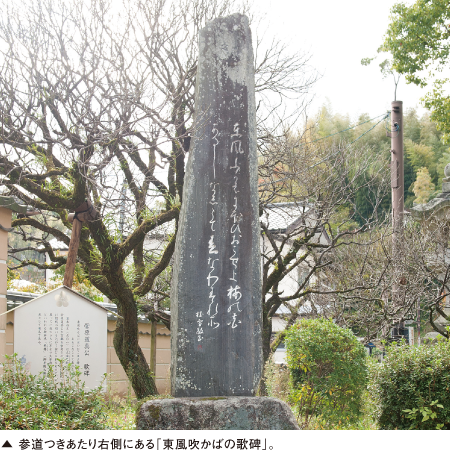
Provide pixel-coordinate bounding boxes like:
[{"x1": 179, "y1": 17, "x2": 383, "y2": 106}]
[{"x1": 170, "y1": 14, "x2": 262, "y2": 397}]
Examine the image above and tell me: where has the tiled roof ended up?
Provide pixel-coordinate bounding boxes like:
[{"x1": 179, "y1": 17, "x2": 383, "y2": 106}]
[{"x1": 261, "y1": 202, "x2": 311, "y2": 233}]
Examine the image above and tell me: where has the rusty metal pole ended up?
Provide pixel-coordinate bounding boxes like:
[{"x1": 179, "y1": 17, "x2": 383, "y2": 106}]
[{"x1": 389, "y1": 100, "x2": 404, "y2": 340}]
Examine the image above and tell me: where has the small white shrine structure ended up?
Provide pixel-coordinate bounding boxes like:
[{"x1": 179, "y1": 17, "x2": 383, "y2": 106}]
[{"x1": 12, "y1": 286, "x2": 108, "y2": 390}]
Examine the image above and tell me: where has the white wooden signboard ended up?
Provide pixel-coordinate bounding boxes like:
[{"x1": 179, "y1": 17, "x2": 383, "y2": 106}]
[{"x1": 14, "y1": 286, "x2": 107, "y2": 390}]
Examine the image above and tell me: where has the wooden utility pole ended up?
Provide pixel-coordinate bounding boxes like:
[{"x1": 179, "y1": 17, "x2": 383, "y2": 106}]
[
  {"x1": 150, "y1": 317, "x2": 157, "y2": 379},
  {"x1": 388, "y1": 100, "x2": 405, "y2": 340},
  {"x1": 63, "y1": 200, "x2": 97, "y2": 288},
  {"x1": 417, "y1": 298, "x2": 421, "y2": 346}
]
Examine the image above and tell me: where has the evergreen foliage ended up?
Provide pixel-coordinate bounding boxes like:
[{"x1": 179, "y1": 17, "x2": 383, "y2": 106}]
[
  {"x1": 306, "y1": 105, "x2": 449, "y2": 219},
  {"x1": 284, "y1": 318, "x2": 367, "y2": 427},
  {"x1": 413, "y1": 167, "x2": 435, "y2": 204},
  {"x1": 368, "y1": 340, "x2": 450, "y2": 430}
]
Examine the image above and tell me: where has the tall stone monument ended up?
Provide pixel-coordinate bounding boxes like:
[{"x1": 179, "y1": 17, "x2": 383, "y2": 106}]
[
  {"x1": 138, "y1": 15, "x2": 298, "y2": 428},
  {"x1": 170, "y1": 13, "x2": 262, "y2": 397}
]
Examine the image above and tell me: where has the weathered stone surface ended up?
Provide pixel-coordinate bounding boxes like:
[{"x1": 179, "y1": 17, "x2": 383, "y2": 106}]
[
  {"x1": 137, "y1": 397, "x2": 300, "y2": 430},
  {"x1": 170, "y1": 14, "x2": 262, "y2": 397}
]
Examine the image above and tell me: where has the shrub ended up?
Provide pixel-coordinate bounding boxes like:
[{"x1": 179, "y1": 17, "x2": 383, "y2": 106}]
[
  {"x1": 0, "y1": 354, "x2": 108, "y2": 430},
  {"x1": 368, "y1": 339, "x2": 450, "y2": 430},
  {"x1": 285, "y1": 318, "x2": 367, "y2": 427}
]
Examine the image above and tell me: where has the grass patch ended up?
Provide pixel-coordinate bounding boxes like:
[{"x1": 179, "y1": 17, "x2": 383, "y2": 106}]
[
  {"x1": 100, "y1": 392, "x2": 174, "y2": 430},
  {"x1": 100, "y1": 395, "x2": 138, "y2": 430}
]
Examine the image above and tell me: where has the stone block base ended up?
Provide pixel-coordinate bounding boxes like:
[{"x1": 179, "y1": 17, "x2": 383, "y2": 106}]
[{"x1": 137, "y1": 397, "x2": 300, "y2": 430}]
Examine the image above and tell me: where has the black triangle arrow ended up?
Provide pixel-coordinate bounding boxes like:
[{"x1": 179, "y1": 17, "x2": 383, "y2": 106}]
[{"x1": 2, "y1": 441, "x2": 12, "y2": 448}]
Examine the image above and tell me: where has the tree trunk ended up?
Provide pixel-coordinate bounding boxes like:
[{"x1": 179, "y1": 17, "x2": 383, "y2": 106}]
[
  {"x1": 109, "y1": 274, "x2": 158, "y2": 398},
  {"x1": 113, "y1": 301, "x2": 158, "y2": 398}
]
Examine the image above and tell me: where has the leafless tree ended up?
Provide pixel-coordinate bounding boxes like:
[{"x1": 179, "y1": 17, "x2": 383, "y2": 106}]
[
  {"x1": 256, "y1": 127, "x2": 392, "y2": 382},
  {"x1": 257, "y1": 126, "x2": 449, "y2": 397},
  {"x1": 0, "y1": 0, "x2": 318, "y2": 397},
  {"x1": 323, "y1": 213, "x2": 450, "y2": 341}
]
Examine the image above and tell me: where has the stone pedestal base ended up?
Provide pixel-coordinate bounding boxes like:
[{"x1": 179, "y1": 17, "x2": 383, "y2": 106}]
[{"x1": 137, "y1": 397, "x2": 300, "y2": 430}]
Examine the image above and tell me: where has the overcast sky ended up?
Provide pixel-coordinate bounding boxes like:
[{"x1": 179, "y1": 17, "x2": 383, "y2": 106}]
[{"x1": 255, "y1": 0, "x2": 427, "y2": 122}]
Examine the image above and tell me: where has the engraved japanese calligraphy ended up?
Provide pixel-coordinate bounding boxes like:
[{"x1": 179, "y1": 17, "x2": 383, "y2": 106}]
[{"x1": 171, "y1": 14, "x2": 262, "y2": 397}]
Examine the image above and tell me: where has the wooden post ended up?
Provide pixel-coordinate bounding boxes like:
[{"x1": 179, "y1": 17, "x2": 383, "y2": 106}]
[
  {"x1": 150, "y1": 320, "x2": 157, "y2": 379},
  {"x1": 389, "y1": 100, "x2": 405, "y2": 340},
  {"x1": 63, "y1": 218, "x2": 83, "y2": 288},
  {"x1": 0, "y1": 206, "x2": 13, "y2": 367},
  {"x1": 63, "y1": 200, "x2": 97, "y2": 289},
  {"x1": 0, "y1": 197, "x2": 27, "y2": 367}
]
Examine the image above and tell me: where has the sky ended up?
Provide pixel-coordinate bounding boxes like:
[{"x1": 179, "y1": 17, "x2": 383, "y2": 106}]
[
  {"x1": 143, "y1": 0, "x2": 427, "y2": 180},
  {"x1": 254, "y1": 0, "x2": 428, "y2": 122}
]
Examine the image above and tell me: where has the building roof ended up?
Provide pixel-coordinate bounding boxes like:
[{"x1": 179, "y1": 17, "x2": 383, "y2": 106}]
[
  {"x1": 6, "y1": 286, "x2": 110, "y2": 315},
  {"x1": 261, "y1": 202, "x2": 331, "y2": 244},
  {"x1": 6, "y1": 287, "x2": 150, "y2": 323},
  {"x1": 261, "y1": 202, "x2": 311, "y2": 233},
  {"x1": 6, "y1": 289, "x2": 41, "y2": 303},
  {"x1": 410, "y1": 164, "x2": 450, "y2": 220},
  {"x1": 0, "y1": 195, "x2": 27, "y2": 214}
]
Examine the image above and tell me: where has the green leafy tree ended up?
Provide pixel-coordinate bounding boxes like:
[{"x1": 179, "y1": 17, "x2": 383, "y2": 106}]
[
  {"x1": 307, "y1": 105, "x2": 448, "y2": 211},
  {"x1": 413, "y1": 167, "x2": 436, "y2": 204},
  {"x1": 284, "y1": 318, "x2": 367, "y2": 428},
  {"x1": 304, "y1": 105, "x2": 393, "y2": 222},
  {"x1": 380, "y1": 0, "x2": 450, "y2": 143},
  {"x1": 405, "y1": 140, "x2": 436, "y2": 174}
]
